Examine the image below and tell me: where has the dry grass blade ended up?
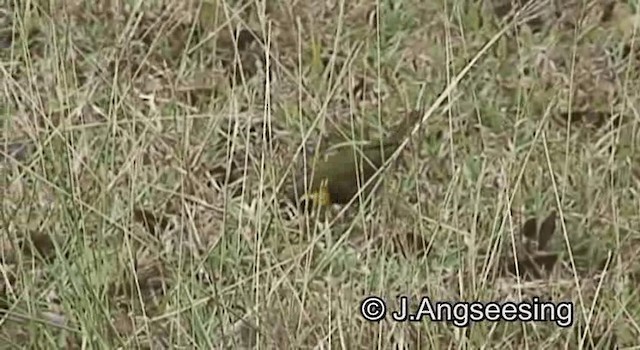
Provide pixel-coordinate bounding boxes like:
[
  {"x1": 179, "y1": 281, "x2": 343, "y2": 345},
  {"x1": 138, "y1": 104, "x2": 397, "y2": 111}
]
[
  {"x1": 195, "y1": 0, "x2": 263, "y2": 84},
  {"x1": 390, "y1": 231, "x2": 432, "y2": 259},
  {"x1": 19, "y1": 231, "x2": 62, "y2": 262},
  {"x1": 0, "y1": 140, "x2": 34, "y2": 163},
  {"x1": 133, "y1": 208, "x2": 171, "y2": 237},
  {"x1": 553, "y1": 110, "x2": 626, "y2": 130},
  {"x1": 0, "y1": 7, "x2": 15, "y2": 49},
  {"x1": 491, "y1": 0, "x2": 552, "y2": 33},
  {"x1": 111, "y1": 311, "x2": 135, "y2": 338},
  {"x1": 0, "y1": 308, "x2": 77, "y2": 333},
  {"x1": 207, "y1": 160, "x2": 243, "y2": 196}
]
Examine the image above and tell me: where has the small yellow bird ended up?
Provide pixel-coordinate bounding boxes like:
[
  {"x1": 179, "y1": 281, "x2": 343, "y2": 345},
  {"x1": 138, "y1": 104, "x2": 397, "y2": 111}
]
[{"x1": 293, "y1": 110, "x2": 422, "y2": 210}]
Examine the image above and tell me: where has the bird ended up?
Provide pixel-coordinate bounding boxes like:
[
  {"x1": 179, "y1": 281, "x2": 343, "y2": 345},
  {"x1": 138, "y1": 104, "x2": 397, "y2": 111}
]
[{"x1": 292, "y1": 110, "x2": 422, "y2": 211}]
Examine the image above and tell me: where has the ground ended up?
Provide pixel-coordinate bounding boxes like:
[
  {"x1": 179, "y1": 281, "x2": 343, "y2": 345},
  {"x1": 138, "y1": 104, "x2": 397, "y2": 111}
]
[{"x1": 1, "y1": 0, "x2": 640, "y2": 348}]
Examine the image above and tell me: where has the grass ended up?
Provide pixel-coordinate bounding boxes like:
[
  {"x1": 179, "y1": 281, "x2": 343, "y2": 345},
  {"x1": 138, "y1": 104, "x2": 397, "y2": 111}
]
[{"x1": 1, "y1": 0, "x2": 640, "y2": 348}]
